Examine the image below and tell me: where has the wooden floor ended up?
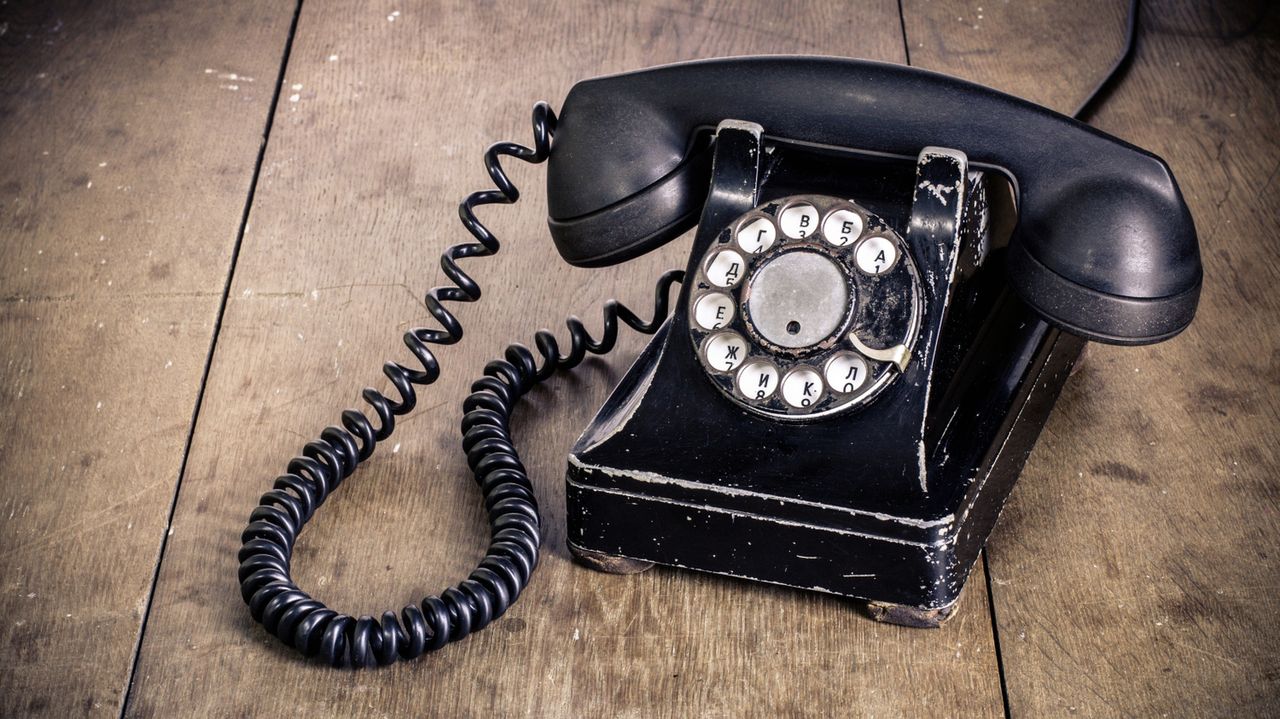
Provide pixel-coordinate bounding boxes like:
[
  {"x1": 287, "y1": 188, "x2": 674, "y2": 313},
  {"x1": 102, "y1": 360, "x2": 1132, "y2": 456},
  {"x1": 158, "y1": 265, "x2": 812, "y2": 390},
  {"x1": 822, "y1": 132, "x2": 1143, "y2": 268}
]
[{"x1": 0, "y1": 0, "x2": 1276, "y2": 716}]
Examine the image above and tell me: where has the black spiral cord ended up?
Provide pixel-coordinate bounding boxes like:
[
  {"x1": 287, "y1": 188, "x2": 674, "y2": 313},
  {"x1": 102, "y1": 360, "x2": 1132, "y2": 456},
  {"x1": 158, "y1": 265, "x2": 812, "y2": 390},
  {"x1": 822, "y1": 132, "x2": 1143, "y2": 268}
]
[{"x1": 237, "y1": 102, "x2": 683, "y2": 667}]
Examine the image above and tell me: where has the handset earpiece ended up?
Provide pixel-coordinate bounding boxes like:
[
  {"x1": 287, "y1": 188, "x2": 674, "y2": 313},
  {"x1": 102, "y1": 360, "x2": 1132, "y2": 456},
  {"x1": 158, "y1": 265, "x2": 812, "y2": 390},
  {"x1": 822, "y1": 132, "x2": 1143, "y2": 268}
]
[
  {"x1": 546, "y1": 139, "x2": 712, "y2": 267},
  {"x1": 545, "y1": 56, "x2": 1201, "y2": 345}
]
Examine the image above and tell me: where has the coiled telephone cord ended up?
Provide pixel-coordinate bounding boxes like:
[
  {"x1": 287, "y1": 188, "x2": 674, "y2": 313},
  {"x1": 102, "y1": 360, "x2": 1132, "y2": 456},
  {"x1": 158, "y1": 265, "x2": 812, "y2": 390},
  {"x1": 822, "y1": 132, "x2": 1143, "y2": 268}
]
[{"x1": 237, "y1": 102, "x2": 683, "y2": 667}]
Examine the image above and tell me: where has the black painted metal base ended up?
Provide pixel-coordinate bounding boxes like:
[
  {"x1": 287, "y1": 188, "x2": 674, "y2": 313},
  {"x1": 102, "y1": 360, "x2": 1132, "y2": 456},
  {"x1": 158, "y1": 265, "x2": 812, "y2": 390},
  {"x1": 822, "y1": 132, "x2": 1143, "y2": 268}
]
[
  {"x1": 563, "y1": 125, "x2": 1085, "y2": 623},
  {"x1": 568, "y1": 540, "x2": 961, "y2": 628}
]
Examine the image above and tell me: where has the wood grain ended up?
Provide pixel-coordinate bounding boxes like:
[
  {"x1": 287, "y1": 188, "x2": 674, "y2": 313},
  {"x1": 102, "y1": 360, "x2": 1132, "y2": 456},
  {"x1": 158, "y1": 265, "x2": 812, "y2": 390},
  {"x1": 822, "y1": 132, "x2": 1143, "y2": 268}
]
[
  {"x1": 903, "y1": 0, "x2": 1280, "y2": 715},
  {"x1": 124, "y1": 1, "x2": 1010, "y2": 717},
  {"x1": 0, "y1": 1, "x2": 295, "y2": 716}
]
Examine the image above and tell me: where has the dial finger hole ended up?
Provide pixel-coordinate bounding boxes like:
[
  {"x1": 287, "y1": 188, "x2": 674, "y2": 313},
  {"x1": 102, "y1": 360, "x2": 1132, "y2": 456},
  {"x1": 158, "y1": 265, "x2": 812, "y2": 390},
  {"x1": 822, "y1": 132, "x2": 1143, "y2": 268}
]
[
  {"x1": 778, "y1": 203, "x2": 819, "y2": 239},
  {"x1": 854, "y1": 236, "x2": 899, "y2": 275},
  {"x1": 706, "y1": 248, "x2": 747, "y2": 287},
  {"x1": 822, "y1": 208, "x2": 864, "y2": 247},
  {"x1": 736, "y1": 360, "x2": 779, "y2": 400},
  {"x1": 781, "y1": 366, "x2": 823, "y2": 408},
  {"x1": 694, "y1": 292, "x2": 736, "y2": 330},
  {"x1": 703, "y1": 332, "x2": 747, "y2": 373},
  {"x1": 736, "y1": 216, "x2": 777, "y2": 254},
  {"x1": 825, "y1": 351, "x2": 869, "y2": 394}
]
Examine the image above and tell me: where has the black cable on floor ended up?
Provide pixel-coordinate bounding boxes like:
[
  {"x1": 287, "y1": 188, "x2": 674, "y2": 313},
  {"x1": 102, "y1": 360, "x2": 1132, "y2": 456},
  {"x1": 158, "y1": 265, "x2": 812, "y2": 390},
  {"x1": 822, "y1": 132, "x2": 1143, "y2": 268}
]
[
  {"x1": 1074, "y1": 0, "x2": 1141, "y2": 121},
  {"x1": 236, "y1": 102, "x2": 681, "y2": 667}
]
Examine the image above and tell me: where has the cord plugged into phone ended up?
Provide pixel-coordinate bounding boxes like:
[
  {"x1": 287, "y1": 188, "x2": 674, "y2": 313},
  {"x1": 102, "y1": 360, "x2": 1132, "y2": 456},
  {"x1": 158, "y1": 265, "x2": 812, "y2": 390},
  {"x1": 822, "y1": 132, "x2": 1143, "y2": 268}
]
[{"x1": 239, "y1": 24, "x2": 1201, "y2": 670}]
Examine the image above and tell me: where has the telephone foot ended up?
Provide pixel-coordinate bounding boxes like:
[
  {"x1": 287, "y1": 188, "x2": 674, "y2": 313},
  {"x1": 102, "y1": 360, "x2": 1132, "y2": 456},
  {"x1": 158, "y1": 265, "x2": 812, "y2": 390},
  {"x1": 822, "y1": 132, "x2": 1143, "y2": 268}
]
[
  {"x1": 568, "y1": 544, "x2": 655, "y2": 575},
  {"x1": 866, "y1": 598, "x2": 958, "y2": 628}
]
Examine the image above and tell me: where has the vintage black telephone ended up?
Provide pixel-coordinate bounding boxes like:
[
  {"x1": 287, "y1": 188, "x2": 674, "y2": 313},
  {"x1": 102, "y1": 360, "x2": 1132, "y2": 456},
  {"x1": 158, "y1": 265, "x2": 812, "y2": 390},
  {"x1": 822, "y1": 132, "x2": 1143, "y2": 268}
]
[{"x1": 238, "y1": 53, "x2": 1200, "y2": 665}]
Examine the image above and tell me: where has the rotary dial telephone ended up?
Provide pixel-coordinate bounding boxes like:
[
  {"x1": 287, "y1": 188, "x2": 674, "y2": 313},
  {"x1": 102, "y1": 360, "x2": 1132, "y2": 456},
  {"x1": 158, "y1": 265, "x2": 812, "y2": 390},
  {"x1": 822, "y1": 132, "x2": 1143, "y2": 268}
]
[{"x1": 238, "y1": 56, "x2": 1201, "y2": 667}]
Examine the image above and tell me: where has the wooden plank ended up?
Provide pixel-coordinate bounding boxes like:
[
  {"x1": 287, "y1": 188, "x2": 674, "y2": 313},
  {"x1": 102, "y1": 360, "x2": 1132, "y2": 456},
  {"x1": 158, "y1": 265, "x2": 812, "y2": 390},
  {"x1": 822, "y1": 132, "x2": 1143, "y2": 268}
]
[
  {"x1": 903, "y1": 0, "x2": 1280, "y2": 715},
  {"x1": 0, "y1": 2, "x2": 295, "y2": 716},
  {"x1": 125, "y1": 1, "x2": 1008, "y2": 716}
]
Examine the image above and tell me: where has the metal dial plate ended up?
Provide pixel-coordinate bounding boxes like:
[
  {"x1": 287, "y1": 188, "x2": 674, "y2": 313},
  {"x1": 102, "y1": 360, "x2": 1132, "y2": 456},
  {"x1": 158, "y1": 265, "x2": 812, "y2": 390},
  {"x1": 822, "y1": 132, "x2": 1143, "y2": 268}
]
[{"x1": 688, "y1": 194, "x2": 924, "y2": 420}]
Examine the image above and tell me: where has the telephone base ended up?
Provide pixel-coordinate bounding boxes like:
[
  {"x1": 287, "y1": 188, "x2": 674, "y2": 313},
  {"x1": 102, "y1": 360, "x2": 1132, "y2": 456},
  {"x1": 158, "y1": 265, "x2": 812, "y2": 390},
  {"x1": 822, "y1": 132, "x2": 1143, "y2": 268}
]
[
  {"x1": 568, "y1": 543, "x2": 655, "y2": 575},
  {"x1": 570, "y1": 539, "x2": 960, "y2": 627},
  {"x1": 565, "y1": 310, "x2": 1083, "y2": 623},
  {"x1": 866, "y1": 597, "x2": 959, "y2": 629},
  {"x1": 563, "y1": 133, "x2": 1088, "y2": 626}
]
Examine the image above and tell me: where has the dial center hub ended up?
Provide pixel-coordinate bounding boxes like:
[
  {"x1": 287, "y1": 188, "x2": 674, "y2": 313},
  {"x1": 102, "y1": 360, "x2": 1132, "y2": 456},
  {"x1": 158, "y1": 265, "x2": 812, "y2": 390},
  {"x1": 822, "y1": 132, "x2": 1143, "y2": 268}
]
[{"x1": 746, "y1": 249, "x2": 849, "y2": 349}]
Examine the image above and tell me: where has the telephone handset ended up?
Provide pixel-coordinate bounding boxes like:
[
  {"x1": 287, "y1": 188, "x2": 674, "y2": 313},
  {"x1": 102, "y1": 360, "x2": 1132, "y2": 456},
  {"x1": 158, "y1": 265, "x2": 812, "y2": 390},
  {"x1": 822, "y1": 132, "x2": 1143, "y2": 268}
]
[
  {"x1": 239, "y1": 56, "x2": 1200, "y2": 666},
  {"x1": 547, "y1": 57, "x2": 1200, "y2": 344}
]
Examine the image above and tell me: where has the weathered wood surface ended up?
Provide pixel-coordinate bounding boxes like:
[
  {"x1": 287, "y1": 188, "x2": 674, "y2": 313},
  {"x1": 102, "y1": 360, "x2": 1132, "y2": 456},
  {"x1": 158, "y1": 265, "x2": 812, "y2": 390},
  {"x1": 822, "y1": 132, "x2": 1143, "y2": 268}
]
[
  {"x1": 124, "y1": 2, "x2": 1013, "y2": 717},
  {"x1": 4, "y1": 0, "x2": 1274, "y2": 716},
  {"x1": 0, "y1": 1, "x2": 295, "y2": 716},
  {"x1": 905, "y1": 0, "x2": 1280, "y2": 715}
]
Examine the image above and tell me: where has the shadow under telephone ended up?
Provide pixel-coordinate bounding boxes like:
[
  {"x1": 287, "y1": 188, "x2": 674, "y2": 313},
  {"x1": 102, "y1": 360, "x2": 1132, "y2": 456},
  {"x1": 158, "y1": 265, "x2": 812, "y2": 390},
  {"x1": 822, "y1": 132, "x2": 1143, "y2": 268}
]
[{"x1": 236, "y1": 55, "x2": 1201, "y2": 667}]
